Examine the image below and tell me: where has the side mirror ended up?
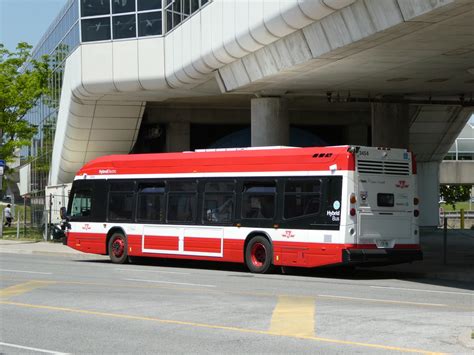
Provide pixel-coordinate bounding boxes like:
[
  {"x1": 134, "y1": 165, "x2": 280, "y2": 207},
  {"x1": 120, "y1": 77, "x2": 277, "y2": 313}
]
[{"x1": 60, "y1": 206, "x2": 68, "y2": 220}]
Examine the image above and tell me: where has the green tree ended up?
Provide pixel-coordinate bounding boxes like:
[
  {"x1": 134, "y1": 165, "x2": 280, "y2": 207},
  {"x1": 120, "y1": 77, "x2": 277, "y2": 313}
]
[
  {"x1": 439, "y1": 184, "x2": 472, "y2": 210},
  {"x1": 0, "y1": 42, "x2": 50, "y2": 165}
]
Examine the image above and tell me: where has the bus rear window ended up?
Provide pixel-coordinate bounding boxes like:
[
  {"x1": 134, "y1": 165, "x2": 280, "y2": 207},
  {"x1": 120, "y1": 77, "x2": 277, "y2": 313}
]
[{"x1": 377, "y1": 193, "x2": 394, "y2": 207}]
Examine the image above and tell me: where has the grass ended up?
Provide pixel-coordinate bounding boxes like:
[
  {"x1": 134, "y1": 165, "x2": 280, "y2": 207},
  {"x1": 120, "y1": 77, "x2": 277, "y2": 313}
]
[
  {"x1": 1, "y1": 225, "x2": 44, "y2": 240},
  {"x1": 439, "y1": 201, "x2": 473, "y2": 212}
]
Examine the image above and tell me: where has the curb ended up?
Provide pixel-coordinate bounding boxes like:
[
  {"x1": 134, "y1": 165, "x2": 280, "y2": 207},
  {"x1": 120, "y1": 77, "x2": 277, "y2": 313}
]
[
  {"x1": 0, "y1": 240, "x2": 40, "y2": 245},
  {"x1": 0, "y1": 249, "x2": 107, "y2": 259}
]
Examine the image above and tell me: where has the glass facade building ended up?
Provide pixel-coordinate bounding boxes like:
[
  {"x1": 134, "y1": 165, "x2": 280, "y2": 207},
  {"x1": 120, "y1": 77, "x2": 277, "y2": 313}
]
[
  {"x1": 22, "y1": 0, "x2": 80, "y2": 227},
  {"x1": 444, "y1": 120, "x2": 474, "y2": 161},
  {"x1": 21, "y1": 0, "x2": 211, "y2": 228},
  {"x1": 80, "y1": 0, "x2": 209, "y2": 42}
]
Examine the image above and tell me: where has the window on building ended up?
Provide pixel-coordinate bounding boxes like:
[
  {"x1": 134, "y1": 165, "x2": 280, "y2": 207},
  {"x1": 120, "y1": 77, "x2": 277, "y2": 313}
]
[
  {"x1": 81, "y1": 0, "x2": 110, "y2": 17},
  {"x1": 113, "y1": 14, "x2": 136, "y2": 39},
  {"x1": 138, "y1": 12, "x2": 162, "y2": 36},
  {"x1": 112, "y1": 0, "x2": 135, "y2": 14},
  {"x1": 138, "y1": 0, "x2": 162, "y2": 11},
  {"x1": 81, "y1": 17, "x2": 111, "y2": 42}
]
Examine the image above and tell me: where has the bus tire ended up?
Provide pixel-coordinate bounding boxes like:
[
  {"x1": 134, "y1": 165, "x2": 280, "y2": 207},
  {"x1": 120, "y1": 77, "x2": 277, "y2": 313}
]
[
  {"x1": 108, "y1": 232, "x2": 128, "y2": 264},
  {"x1": 245, "y1": 236, "x2": 273, "y2": 274}
]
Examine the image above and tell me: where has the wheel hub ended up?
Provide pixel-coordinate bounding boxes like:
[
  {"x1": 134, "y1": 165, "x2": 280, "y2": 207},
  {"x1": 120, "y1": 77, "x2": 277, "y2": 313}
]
[
  {"x1": 112, "y1": 238, "x2": 124, "y2": 257},
  {"x1": 251, "y1": 243, "x2": 266, "y2": 267}
]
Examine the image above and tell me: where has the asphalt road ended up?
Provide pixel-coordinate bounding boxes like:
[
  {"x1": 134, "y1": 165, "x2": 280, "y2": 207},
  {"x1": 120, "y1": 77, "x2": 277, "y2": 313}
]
[{"x1": 0, "y1": 253, "x2": 472, "y2": 354}]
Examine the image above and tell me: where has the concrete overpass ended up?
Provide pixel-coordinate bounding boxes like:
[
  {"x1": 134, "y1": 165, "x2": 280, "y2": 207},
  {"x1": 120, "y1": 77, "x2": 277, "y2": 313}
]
[
  {"x1": 49, "y1": 0, "x2": 474, "y2": 227},
  {"x1": 440, "y1": 161, "x2": 474, "y2": 184}
]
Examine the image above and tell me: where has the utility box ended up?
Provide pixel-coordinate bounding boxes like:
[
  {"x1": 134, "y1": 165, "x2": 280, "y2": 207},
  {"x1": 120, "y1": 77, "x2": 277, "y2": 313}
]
[{"x1": 45, "y1": 183, "x2": 72, "y2": 224}]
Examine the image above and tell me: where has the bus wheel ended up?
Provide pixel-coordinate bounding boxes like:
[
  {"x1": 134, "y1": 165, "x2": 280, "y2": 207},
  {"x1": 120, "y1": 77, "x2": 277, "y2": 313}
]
[
  {"x1": 108, "y1": 233, "x2": 128, "y2": 264},
  {"x1": 245, "y1": 236, "x2": 273, "y2": 274}
]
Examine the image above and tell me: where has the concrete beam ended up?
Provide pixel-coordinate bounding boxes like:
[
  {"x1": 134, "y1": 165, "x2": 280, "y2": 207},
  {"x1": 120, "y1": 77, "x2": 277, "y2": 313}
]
[
  {"x1": 439, "y1": 161, "x2": 474, "y2": 184},
  {"x1": 371, "y1": 102, "x2": 409, "y2": 149},
  {"x1": 166, "y1": 122, "x2": 190, "y2": 152},
  {"x1": 251, "y1": 97, "x2": 289, "y2": 146}
]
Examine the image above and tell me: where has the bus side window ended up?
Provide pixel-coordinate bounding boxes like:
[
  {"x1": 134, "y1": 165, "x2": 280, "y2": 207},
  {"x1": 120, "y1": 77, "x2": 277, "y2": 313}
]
[
  {"x1": 137, "y1": 183, "x2": 165, "y2": 222},
  {"x1": 283, "y1": 179, "x2": 321, "y2": 220},
  {"x1": 107, "y1": 181, "x2": 135, "y2": 222},
  {"x1": 242, "y1": 181, "x2": 276, "y2": 219},
  {"x1": 167, "y1": 180, "x2": 197, "y2": 223},
  {"x1": 202, "y1": 181, "x2": 235, "y2": 224},
  {"x1": 109, "y1": 192, "x2": 135, "y2": 221}
]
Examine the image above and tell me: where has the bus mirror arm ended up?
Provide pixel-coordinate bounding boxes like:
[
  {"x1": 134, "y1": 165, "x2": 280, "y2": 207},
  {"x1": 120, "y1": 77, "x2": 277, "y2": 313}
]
[
  {"x1": 60, "y1": 207, "x2": 68, "y2": 220},
  {"x1": 59, "y1": 207, "x2": 71, "y2": 230}
]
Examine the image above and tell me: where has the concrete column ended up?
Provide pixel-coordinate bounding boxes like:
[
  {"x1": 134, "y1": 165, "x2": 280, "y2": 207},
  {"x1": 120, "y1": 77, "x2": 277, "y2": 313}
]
[
  {"x1": 345, "y1": 124, "x2": 369, "y2": 146},
  {"x1": 417, "y1": 161, "x2": 440, "y2": 228},
  {"x1": 251, "y1": 97, "x2": 289, "y2": 147},
  {"x1": 166, "y1": 122, "x2": 190, "y2": 152},
  {"x1": 371, "y1": 102, "x2": 409, "y2": 148}
]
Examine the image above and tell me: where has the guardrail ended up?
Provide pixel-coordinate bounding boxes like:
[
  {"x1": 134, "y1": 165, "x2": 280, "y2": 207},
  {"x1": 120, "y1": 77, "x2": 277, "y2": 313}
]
[{"x1": 440, "y1": 211, "x2": 474, "y2": 218}]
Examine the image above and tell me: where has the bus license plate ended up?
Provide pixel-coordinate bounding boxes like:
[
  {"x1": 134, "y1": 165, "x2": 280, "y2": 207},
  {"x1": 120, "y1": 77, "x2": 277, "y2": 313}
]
[{"x1": 376, "y1": 240, "x2": 392, "y2": 249}]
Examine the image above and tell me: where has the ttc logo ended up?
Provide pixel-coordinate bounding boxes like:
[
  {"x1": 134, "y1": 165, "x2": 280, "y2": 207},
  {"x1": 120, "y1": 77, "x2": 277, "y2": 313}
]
[
  {"x1": 282, "y1": 230, "x2": 295, "y2": 239},
  {"x1": 82, "y1": 224, "x2": 91, "y2": 231},
  {"x1": 396, "y1": 180, "x2": 409, "y2": 189}
]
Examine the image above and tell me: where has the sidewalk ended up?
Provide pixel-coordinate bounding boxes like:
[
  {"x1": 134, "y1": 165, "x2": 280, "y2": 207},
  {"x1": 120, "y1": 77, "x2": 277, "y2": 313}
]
[
  {"x1": 0, "y1": 239, "x2": 105, "y2": 258},
  {"x1": 360, "y1": 228, "x2": 474, "y2": 284},
  {"x1": 0, "y1": 229, "x2": 473, "y2": 283}
]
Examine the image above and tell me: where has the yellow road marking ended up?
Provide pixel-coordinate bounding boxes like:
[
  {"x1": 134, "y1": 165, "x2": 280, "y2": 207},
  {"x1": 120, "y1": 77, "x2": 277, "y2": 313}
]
[
  {"x1": 270, "y1": 296, "x2": 315, "y2": 337},
  {"x1": 0, "y1": 300, "x2": 444, "y2": 354},
  {"x1": 0, "y1": 281, "x2": 56, "y2": 299}
]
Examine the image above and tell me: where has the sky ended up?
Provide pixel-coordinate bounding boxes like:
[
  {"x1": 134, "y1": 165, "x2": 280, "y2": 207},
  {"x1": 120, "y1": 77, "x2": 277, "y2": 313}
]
[{"x1": 0, "y1": 0, "x2": 68, "y2": 51}]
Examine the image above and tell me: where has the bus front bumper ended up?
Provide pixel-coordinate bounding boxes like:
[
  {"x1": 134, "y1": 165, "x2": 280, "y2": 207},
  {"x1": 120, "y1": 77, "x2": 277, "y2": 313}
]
[{"x1": 342, "y1": 248, "x2": 423, "y2": 266}]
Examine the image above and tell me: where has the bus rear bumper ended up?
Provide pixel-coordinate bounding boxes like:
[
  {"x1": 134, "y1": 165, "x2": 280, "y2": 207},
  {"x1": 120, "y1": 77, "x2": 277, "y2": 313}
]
[{"x1": 342, "y1": 248, "x2": 423, "y2": 266}]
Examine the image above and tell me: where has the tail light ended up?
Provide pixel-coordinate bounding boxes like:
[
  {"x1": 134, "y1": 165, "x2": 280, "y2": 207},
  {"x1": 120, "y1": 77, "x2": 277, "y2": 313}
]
[
  {"x1": 414, "y1": 210, "x2": 420, "y2": 217},
  {"x1": 350, "y1": 208, "x2": 356, "y2": 216},
  {"x1": 414, "y1": 197, "x2": 419, "y2": 205},
  {"x1": 350, "y1": 194, "x2": 357, "y2": 204}
]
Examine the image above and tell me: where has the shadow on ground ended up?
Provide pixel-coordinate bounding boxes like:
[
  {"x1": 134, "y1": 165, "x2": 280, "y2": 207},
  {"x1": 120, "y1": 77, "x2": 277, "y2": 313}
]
[{"x1": 76, "y1": 255, "x2": 473, "y2": 291}]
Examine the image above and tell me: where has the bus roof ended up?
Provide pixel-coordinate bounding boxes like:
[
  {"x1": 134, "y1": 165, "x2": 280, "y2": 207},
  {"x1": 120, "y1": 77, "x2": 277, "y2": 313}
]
[{"x1": 76, "y1": 146, "x2": 355, "y2": 178}]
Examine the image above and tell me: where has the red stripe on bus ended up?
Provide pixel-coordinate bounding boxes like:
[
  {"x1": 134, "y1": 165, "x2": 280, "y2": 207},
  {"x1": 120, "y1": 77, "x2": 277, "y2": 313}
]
[
  {"x1": 143, "y1": 235, "x2": 179, "y2": 251},
  {"x1": 183, "y1": 237, "x2": 221, "y2": 253}
]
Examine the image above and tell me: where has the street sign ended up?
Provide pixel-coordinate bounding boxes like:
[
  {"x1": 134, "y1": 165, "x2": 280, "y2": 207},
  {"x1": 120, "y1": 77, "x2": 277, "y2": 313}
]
[
  {"x1": 0, "y1": 166, "x2": 3, "y2": 175},
  {"x1": 0, "y1": 160, "x2": 5, "y2": 167}
]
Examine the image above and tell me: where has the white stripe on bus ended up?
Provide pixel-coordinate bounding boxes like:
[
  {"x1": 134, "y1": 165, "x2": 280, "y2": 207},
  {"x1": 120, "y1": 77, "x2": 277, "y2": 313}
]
[{"x1": 75, "y1": 170, "x2": 350, "y2": 180}]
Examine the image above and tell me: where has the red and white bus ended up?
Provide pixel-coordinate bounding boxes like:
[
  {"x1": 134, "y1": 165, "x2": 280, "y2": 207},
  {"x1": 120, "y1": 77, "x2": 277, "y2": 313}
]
[{"x1": 64, "y1": 145, "x2": 422, "y2": 273}]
